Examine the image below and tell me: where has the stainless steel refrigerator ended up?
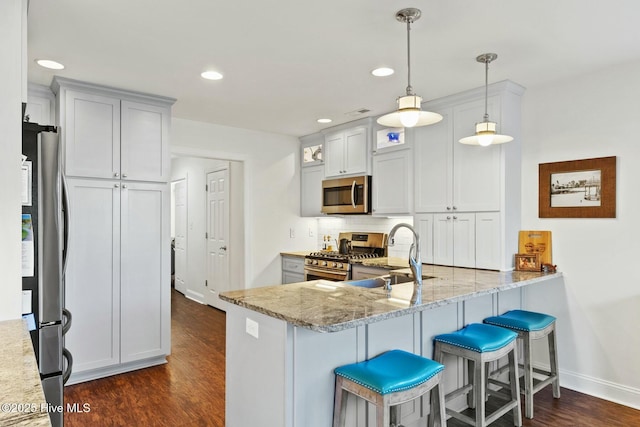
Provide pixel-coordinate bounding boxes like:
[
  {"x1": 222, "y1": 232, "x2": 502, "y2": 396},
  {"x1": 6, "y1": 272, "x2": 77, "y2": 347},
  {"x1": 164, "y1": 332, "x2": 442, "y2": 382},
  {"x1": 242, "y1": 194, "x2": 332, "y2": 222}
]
[{"x1": 22, "y1": 120, "x2": 72, "y2": 427}]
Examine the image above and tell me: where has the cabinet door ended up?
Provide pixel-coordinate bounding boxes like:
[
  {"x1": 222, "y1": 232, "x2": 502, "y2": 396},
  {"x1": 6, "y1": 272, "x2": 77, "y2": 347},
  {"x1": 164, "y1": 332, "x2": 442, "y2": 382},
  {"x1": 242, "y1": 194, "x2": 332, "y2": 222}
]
[
  {"x1": 25, "y1": 94, "x2": 53, "y2": 125},
  {"x1": 120, "y1": 182, "x2": 170, "y2": 363},
  {"x1": 372, "y1": 149, "x2": 412, "y2": 215},
  {"x1": 452, "y1": 97, "x2": 502, "y2": 212},
  {"x1": 343, "y1": 127, "x2": 367, "y2": 175},
  {"x1": 324, "y1": 133, "x2": 344, "y2": 177},
  {"x1": 475, "y1": 212, "x2": 501, "y2": 270},
  {"x1": 121, "y1": 101, "x2": 170, "y2": 182},
  {"x1": 415, "y1": 214, "x2": 434, "y2": 264},
  {"x1": 65, "y1": 179, "x2": 121, "y2": 373},
  {"x1": 432, "y1": 214, "x2": 454, "y2": 266},
  {"x1": 301, "y1": 165, "x2": 324, "y2": 216},
  {"x1": 414, "y1": 109, "x2": 453, "y2": 212},
  {"x1": 64, "y1": 90, "x2": 120, "y2": 179},
  {"x1": 453, "y1": 213, "x2": 476, "y2": 268},
  {"x1": 282, "y1": 272, "x2": 305, "y2": 284}
]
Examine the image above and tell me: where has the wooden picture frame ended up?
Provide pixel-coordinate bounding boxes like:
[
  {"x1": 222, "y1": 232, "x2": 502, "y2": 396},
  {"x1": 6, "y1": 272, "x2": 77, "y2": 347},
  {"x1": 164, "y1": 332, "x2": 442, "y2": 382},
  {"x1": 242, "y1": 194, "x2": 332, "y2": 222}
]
[
  {"x1": 539, "y1": 156, "x2": 616, "y2": 218},
  {"x1": 515, "y1": 253, "x2": 540, "y2": 272}
]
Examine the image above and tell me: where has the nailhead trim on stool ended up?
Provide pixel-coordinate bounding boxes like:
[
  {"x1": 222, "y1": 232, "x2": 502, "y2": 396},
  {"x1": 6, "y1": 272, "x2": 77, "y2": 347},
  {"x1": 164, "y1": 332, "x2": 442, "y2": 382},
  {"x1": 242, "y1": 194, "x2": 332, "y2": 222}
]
[
  {"x1": 484, "y1": 310, "x2": 560, "y2": 419},
  {"x1": 434, "y1": 323, "x2": 522, "y2": 427},
  {"x1": 333, "y1": 349, "x2": 446, "y2": 427}
]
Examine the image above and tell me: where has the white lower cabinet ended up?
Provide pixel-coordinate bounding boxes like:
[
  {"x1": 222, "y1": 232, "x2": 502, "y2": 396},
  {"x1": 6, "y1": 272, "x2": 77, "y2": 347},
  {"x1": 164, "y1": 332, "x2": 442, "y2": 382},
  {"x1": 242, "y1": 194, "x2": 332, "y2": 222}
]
[
  {"x1": 433, "y1": 213, "x2": 476, "y2": 268},
  {"x1": 65, "y1": 178, "x2": 170, "y2": 383},
  {"x1": 418, "y1": 212, "x2": 501, "y2": 269},
  {"x1": 282, "y1": 255, "x2": 305, "y2": 284}
]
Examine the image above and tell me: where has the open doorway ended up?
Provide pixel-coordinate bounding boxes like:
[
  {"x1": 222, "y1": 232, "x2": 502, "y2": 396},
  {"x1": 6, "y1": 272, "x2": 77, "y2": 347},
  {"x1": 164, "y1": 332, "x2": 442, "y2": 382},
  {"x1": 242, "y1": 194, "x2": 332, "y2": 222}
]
[
  {"x1": 170, "y1": 156, "x2": 244, "y2": 307},
  {"x1": 171, "y1": 178, "x2": 187, "y2": 294}
]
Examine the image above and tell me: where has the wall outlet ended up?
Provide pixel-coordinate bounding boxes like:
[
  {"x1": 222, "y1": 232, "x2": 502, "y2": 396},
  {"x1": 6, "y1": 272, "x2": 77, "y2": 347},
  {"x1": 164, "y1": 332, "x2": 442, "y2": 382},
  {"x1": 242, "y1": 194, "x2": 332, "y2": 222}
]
[
  {"x1": 308, "y1": 227, "x2": 314, "y2": 237},
  {"x1": 246, "y1": 318, "x2": 259, "y2": 339},
  {"x1": 289, "y1": 227, "x2": 296, "y2": 238}
]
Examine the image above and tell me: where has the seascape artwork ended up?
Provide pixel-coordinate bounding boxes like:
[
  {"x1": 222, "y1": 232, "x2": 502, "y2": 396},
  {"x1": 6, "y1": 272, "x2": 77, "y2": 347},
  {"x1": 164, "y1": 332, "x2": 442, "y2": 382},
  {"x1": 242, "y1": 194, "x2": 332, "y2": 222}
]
[{"x1": 550, "y1": 169, "x2": 601, "y2": 207}]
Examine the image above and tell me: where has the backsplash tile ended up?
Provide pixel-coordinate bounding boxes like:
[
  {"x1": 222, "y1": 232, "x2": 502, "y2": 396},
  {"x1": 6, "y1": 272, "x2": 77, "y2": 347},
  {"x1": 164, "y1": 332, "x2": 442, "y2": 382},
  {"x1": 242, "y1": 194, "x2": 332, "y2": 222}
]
[{"x1": 316, "y1": 216, "x2": 414, "y2": 258}]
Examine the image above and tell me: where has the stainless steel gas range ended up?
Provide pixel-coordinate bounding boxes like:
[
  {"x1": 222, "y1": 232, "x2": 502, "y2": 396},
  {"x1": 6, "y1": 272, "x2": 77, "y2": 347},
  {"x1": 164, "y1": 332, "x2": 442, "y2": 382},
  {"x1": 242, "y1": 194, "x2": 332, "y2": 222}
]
[{"x1": 304, "y1": 232, "x2": 387, "y2": 281}]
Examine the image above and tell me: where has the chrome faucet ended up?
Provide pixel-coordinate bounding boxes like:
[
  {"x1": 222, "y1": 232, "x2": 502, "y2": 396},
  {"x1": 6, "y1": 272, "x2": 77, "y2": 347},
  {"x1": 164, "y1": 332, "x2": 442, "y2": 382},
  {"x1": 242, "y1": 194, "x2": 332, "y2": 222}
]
[{"x1": 388, "y1": 223, "x2": 422, "y2": 305}]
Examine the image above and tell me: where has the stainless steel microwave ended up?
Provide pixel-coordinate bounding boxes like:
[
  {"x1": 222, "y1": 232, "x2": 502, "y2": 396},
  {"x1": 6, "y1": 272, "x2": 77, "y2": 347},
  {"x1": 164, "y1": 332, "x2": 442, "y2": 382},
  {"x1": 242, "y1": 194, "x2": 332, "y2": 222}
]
[{"x1": 321, "y1": 175, "x2": 371, "y2": 214}]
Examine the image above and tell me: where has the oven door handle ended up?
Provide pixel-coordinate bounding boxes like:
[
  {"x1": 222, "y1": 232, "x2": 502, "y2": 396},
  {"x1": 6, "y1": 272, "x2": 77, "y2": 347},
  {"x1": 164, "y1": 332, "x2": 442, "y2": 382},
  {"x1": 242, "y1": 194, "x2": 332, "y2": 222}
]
[
  {"x1": 351, "y1": 180, "x2": 357, "y2": 208},
  {"x1": 304, "y1": 266, "x2": 349, "y2": 282}
]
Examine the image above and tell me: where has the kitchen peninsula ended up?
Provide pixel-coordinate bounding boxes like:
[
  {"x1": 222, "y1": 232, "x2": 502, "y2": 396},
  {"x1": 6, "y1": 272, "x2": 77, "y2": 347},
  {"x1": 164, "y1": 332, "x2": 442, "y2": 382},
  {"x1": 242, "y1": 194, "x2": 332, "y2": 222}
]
[{"x1": 220, "y1": 266, "x2": 562, "y2": 427}]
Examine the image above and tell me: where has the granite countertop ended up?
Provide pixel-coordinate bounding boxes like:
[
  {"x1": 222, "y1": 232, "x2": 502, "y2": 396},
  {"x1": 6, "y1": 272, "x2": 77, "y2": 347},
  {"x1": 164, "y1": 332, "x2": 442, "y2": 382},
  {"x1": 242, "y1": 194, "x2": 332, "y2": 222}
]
[
  {"x1": 0, "y1": 320, "x2": 51, "y2": 426},
  {"x1": 220, "y1": 265, "x2": 562, "y2": 333},
  {"x1": 280, "y1": 251, "x2": 313, "y2": 258}
]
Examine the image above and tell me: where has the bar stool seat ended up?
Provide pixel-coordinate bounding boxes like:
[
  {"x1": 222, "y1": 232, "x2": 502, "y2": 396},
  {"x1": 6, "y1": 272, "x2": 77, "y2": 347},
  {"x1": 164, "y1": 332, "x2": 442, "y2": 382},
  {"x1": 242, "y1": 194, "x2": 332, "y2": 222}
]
[
  {"x1": 333, "y1": 349, "x2": 446, "y2": 427},
  {"x1": 484, "y1": 310, "x2": 560, "y2": 419},
  {"x1": 434, "y1": 323, "x2": 522, "y2": 427}
]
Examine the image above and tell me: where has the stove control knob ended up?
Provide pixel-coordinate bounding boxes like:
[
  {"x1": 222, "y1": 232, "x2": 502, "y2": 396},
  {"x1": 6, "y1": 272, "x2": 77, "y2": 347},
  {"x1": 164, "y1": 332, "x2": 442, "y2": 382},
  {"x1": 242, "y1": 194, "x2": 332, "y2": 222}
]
[
  {"x1": 313, "y1": 260, "x2": 318, "y2": 265},
  {"x1": 321, "y1": 261, "x2": 327, "y2": 267},
  {"x1": 337, "y1": 263, "x2": 343, "y2": 269},
  {"x1": 331, "y1": 262, "x2": 337, "y2": 268}
]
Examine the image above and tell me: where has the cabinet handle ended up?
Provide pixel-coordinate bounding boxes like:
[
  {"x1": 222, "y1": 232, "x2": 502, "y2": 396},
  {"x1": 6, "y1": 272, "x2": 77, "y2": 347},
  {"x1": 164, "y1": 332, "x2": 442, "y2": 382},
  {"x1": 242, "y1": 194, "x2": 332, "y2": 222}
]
[
  {"x1": 446, "y1": 206, "x2": 451, "y2": 211},
  {"x1": 452, "y1": 206, "x2": 457, "y2": 210},
  {"x1": 453, "y1": 216, "x2": 458, "y2": 220},
  {"x1": 122, "y1": 173, "x2": 128, "y2": 178},
  {"x1": 114, "y1": 172, "x2": 120, "y2": 178},
  {"x1": 114, "y1": 184, "x2": 119, "y2": 188},
  {"x1": 446, "y1": 216, "x2": 451, "y2": 220},
  {"x1": 122, "y1": 184, "x2": 128, "y2": 189}
]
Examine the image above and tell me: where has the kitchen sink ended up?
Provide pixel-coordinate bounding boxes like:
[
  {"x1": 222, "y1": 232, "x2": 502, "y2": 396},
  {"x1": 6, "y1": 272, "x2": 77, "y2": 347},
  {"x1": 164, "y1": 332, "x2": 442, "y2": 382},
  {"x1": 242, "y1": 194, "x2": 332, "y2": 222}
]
[{"x1": 343, "y1": 274, "x2": 414, "y2": 289}]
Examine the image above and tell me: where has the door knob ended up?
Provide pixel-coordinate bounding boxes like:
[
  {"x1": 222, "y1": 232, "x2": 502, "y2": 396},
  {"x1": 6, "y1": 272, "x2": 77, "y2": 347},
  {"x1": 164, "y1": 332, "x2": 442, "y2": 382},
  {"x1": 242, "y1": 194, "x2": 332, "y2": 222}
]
[{"x1": 220, "y1": 246, "x2": 227, "y2": 251}]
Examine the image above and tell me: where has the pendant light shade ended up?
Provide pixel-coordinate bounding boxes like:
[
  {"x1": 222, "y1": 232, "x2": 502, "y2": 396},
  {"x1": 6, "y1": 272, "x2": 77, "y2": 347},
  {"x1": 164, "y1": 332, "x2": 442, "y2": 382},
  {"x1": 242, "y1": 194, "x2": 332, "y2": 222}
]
[
  {"x1": 376, "y1": 8, "x2": 442, "y2": 128},
  {"x1": 459, "y1": 53, "x2": 513, "y2": 146}
]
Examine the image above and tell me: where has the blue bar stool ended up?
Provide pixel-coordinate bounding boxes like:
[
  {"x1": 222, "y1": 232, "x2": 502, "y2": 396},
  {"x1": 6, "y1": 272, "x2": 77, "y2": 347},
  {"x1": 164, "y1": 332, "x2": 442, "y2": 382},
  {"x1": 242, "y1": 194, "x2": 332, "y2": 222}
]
[
  {"x1": 434, "y1": 323, "x2": 522, "y2": 427},
  {"x1": 333, "y1": 349, "x2": 446, "y2": 427},
  {"x1": 484, "y1": 309, "x2": 560, "y2": 419}
]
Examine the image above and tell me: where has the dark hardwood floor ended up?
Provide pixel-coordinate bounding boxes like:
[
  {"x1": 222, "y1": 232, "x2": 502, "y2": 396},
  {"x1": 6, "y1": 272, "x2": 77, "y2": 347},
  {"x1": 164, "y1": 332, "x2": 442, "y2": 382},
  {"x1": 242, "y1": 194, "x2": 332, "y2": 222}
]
[{"x1": 64, "y1": 289, "x2": 640, "y2": 426}]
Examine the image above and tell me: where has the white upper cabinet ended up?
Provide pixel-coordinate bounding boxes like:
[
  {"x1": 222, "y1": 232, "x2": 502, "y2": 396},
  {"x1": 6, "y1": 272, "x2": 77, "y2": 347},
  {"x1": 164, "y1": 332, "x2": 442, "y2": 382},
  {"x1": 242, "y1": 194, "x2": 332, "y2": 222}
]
[
  {"x1": 63, "y1": 90, "x2": 121, "y2": 180},
  {"x1": 372, "y1": 148, "x2": 412, "y2": 215},
  {"x1": 452, "y1": 97, "x2": 502, "y2": 212},
  {"x1": 52, "y1": 77, "x2": 175, "y2": 182},
  {"x1": 25, "y1": 83, "x2": 56, "y2": 125},
  {"x1": 324, "y1": 126, "x2": 368, "y2": 177},
  {"x1": 121, "y1": 100, "x2": 170, "y2": 182},
  {"x1": 300, "y1": 165, "x2": 324, "y2": 217}
]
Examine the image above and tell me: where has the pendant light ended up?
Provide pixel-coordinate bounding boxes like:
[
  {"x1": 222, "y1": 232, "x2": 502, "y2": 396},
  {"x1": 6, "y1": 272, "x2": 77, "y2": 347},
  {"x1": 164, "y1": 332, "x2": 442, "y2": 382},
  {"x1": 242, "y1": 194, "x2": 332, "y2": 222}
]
[
  {"x1": 377, "y1": 8, "x2": 442, "y2": 128},
  {"x1": 459, "y1": 53, "x2": 513, "y2": 146}
]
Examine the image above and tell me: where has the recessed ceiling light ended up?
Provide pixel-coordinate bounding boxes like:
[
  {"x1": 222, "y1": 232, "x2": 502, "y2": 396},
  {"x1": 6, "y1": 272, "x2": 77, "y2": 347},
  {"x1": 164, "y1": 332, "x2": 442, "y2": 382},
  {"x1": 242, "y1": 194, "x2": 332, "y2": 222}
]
[
  {"x1": 371, "y1": 67, "x2": 394, "y2": 77},
  {"x1": 317, "y1": 118, "x2": 332, "y2": 124},
  {"x1": 201, "y1": 71, "x2": 223, "y2": 80},
  {"x1": 36, "y1": 59, "x2": 65, "y2": 70}
]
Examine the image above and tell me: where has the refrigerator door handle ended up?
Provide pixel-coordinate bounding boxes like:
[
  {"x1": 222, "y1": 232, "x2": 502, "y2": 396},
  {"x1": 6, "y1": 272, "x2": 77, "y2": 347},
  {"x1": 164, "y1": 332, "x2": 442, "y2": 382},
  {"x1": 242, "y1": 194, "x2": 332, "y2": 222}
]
[
  {"x1": 62, "y1": 347, "x2": 73, "y2": 385},
  {"x1": 60, "y1": 157, "x2": 71, "y2": 279},
  {"x1": 62, "y1": 308, "x2": 72, "y2": 335}
]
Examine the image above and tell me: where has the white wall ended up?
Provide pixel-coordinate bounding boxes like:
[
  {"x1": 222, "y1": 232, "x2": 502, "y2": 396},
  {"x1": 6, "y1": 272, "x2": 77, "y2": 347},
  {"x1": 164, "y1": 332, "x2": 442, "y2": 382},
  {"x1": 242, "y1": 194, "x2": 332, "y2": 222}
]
[
  {"x1": 0, "y1": 0, "x2": 25, "y2": 321},
  {"x1": 171, "y1": 118, "x2": 317, "y2": 289},
  {"x1": 521, "y1": 59, "x2": 640, "y2": 408}
]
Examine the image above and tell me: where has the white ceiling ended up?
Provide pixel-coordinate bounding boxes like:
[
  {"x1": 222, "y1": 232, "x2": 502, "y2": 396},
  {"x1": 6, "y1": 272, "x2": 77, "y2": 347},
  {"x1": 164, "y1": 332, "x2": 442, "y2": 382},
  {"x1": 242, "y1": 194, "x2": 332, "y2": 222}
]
[{"x1": 27, "y1": 0, "x2": 640, "y2": 137}]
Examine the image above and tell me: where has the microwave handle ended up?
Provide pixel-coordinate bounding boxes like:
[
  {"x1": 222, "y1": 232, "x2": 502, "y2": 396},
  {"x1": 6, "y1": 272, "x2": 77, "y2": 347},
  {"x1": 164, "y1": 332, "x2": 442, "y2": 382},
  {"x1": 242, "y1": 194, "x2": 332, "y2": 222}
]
[{"x1": 351, "y1": 180, "x2": 357, "y2": 208}]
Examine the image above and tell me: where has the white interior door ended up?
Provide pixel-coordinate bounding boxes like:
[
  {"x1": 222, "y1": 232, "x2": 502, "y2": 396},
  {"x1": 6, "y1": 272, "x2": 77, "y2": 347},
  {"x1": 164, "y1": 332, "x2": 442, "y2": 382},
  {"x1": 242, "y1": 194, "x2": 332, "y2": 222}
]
[
  {"x1": 172, "y1": 179, "x2": 187, "y2": 294},
  {"x1": 206, "y1": 169, "x2": 230, "y2": 310}
]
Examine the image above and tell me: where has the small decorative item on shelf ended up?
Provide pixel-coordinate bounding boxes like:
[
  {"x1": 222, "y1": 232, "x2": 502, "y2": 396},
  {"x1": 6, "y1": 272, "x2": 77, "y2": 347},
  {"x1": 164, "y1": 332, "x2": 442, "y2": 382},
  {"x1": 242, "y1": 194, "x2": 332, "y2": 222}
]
[
  {"x1": 515, "y1": 253, "x2": 541, "y2": 272},
  {"x1": 541, "y1": 263, "x2": 558, "y2": 273}
]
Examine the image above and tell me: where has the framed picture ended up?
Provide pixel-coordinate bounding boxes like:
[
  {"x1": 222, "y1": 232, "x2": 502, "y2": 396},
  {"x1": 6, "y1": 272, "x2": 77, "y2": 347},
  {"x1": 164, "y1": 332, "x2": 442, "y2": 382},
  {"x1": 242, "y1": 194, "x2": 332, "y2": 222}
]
[
  {"x1": 539, "y1": 156, "x2": 616, "y2": 218},
  {"x1": 515, "y1": 253, "x2": 540, "y2": 272}
]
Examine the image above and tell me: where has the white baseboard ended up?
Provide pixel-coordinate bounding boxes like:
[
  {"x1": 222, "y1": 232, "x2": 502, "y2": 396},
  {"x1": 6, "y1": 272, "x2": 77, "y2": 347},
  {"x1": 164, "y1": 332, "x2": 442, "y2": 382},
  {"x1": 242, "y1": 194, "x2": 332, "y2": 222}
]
[
  {"x1": 66, "y1": 356, "x2": 167, "y2": 386},
  {"x1": 533, "y1": 362, "x2": 640, "y2": 410}
]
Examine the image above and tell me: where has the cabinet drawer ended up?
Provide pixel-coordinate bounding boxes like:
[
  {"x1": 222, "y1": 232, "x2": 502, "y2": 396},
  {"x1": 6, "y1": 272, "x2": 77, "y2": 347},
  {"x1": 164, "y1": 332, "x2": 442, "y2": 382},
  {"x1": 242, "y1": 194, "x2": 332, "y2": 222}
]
[{"x1": 282, "y1": 258, "x2": 304, "y2": 272}]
